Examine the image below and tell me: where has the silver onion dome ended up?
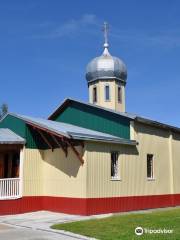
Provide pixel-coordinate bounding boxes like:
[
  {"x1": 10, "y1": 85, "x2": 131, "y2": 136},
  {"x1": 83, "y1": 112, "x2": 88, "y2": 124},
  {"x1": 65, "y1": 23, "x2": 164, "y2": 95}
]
[
  {"x1": 86, "y1": 22, "x2": 127, "y2": 84},
  {"x1": 86, "y1": 48, "x2": 127, "y2": 83}
]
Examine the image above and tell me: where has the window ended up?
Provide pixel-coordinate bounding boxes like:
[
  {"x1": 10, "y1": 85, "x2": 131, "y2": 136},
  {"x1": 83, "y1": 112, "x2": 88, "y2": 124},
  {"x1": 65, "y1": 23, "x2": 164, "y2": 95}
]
[
  {"x1": 93, "y1": 86, "x2": 97, "y2": 103},
  {"x1": 118, "y1": 86, "x2": 122, "y2": 103},
  {"x1": 147, "y1": 154, "x2": 154, "y2": 179},
  {"x1": 105, "y1": 85, "x2": 110, "y2": 101},
  {"x1": 111, "y1": 151, "x2": 119, "y2": 179}
]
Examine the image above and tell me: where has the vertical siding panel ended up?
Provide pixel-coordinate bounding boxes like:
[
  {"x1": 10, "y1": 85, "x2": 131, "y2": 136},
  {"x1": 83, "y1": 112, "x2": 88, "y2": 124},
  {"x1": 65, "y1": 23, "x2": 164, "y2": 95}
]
[
  {"x1": 23, "y1": 147, "x2": 87, "y2": 198},
  {"x1": 23, "y1": 149, "x2": 44, "y2": 196},
  {"x1": 172, "y1": 133, "x2": 180, "y2": 194},
  {"x1": 43, "y1": 147, "x2": 86, "y2": 198},
  {"x1": 86, "y1": 122, "x2": 172, "y2": 199}
]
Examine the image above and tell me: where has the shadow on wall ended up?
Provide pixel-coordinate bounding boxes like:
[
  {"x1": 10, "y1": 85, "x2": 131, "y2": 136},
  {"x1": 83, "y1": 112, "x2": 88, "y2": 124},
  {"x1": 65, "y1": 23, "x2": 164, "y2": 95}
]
[
  {"x1": 123, "y1": 145, "x2": 139, "y2": 156},
  {"x1": 41, "y1": 147, "x2": 83, "y2": 178},
  {"x1": 86, "y1": 141, "x2": 139, "y2": 156},
  {"x1": 136, "y1": 122, "x2": 170, "y2": 139},
  {"x1": 173, "y1": 132, "x2": 180, "y2": 141}
]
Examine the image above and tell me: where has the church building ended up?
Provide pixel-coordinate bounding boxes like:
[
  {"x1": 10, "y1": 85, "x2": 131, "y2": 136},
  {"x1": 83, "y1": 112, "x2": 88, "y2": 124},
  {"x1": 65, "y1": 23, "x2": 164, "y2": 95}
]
[{"x1": 0, "y1": 23, "x2": 180, "y2": 215}]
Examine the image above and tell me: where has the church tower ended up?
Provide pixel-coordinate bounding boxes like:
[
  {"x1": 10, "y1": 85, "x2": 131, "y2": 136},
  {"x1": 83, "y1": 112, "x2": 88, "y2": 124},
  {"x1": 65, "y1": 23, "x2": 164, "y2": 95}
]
[{"x1": 85, "y1": 23, "x2": 127, "y2": 112}]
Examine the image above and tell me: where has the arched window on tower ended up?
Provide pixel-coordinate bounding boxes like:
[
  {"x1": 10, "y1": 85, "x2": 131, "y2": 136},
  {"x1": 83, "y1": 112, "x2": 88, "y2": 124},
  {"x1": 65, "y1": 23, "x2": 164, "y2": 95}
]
[
  {"x1": 105, "y1": 85, "x2": 110, "y2": 101},
  {"x1": 118, "y1": 86, "x2": 122, "y2": 103},
  {"x1": 93, "y1": 86, "x2": 97, "y2": 103}
]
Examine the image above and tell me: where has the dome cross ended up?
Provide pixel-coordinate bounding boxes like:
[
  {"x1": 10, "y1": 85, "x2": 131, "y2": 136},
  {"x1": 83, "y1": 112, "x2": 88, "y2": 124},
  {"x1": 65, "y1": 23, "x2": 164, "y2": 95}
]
[{"x1": 103, "y1": 22, "x2": 109, "y2": 48}]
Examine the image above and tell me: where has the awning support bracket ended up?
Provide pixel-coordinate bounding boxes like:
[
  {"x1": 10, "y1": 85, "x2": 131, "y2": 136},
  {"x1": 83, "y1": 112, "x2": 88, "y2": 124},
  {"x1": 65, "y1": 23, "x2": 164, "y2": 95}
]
[
  {"x1": 66, "y1": 139, "x2": 84, "y2": 164},
  {"x1": 37, "y1": 129, "x2": 54, "y2": 151},
  {"x1": 51, "y1": 134, "x2": 67, "y2": 157}
]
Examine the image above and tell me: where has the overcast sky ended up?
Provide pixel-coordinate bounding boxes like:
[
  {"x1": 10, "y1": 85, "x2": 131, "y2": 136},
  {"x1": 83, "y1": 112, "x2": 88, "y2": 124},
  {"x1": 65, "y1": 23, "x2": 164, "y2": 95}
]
[{"x1": 0, "y1": 0, "x2": 180, "y2": 126}]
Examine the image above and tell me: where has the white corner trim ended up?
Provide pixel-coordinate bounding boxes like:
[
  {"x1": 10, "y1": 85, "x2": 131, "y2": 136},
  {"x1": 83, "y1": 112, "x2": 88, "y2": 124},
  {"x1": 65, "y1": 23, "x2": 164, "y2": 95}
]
[
  {"x1": 19, "y1": 147, "x2": 24, "y2": 197},
  {"x1": 130, "y1": 121, "x2": 136, "y2": 140}
]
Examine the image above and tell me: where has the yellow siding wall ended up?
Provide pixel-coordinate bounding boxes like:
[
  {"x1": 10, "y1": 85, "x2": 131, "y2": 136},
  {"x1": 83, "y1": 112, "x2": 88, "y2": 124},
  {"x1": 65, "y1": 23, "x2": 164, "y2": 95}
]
[
  {"x1": 86, "y1": 122, "x2": 179, "y2": 198},
  {"x1": 23, "y1": 149, "x2": 44, "y2": 196},
  {"x1": 86, "y1": 142, "x2": 138, "y2": 198},
  {"x1": 135, "y1": 123, "x2": 172, "y2": 195},
  {"x1": 23, "y1": 147, "x2": 86, "y2": 198},
  {"x1": 42, "y1": 147, "x2": 86, "y2": 198},
  {"x1": 172, "y1": 133, "x2": 180, "y2": 194},
  {"x1": 22, "y1": 122, "x2": 180, "y2": 199},
  {"x1": 89, "y1": 81, "x2": 125, "y2": 112}
]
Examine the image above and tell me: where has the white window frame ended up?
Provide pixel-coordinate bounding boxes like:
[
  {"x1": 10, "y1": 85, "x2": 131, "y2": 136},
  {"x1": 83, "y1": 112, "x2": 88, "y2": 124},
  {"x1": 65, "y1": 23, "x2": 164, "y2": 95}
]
[
  {"x1": 111, "y1": 151, "x2": 120, "y2": 180},
  {"x1": 147, "y1": 154, "x2": 155, "y2": 181},
  {"x1": 104, "y1": 84, "x2": 110, "y2": 102}
]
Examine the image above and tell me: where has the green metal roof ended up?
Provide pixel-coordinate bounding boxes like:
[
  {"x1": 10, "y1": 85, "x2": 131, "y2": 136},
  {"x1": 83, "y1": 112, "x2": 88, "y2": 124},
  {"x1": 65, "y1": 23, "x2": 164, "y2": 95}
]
[
  {"x1": 0, "y1": 113, "x2": 137, "y2": 146},
  {"x1": 49, "y1": 98, "x2": 180, "y2": 134},
  {"x1": 48, "y1": 98, "x2": 135, "y2": 120}
]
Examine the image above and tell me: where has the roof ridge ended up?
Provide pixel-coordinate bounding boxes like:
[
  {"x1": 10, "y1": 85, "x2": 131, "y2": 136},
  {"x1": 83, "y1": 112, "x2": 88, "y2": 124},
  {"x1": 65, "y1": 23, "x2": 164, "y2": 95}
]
[{"x1": 48, "y1": 98, "x2": 135, "y2": 120}]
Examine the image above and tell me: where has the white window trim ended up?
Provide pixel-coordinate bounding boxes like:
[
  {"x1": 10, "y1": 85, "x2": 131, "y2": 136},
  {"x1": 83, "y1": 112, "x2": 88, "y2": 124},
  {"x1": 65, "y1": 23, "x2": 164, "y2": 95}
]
[
  {"x1": 111, "y1": 177, "x2": 122, "y2": 181},
  {"x1": 147, "y1": 177, "x2": 156, "y2": 181},
  {"x1": 104, "y1": 84, "x2": 111, "y2": 102},
  {"x1": 147, "y1": 154, "x2": 155, "y2": 181}
]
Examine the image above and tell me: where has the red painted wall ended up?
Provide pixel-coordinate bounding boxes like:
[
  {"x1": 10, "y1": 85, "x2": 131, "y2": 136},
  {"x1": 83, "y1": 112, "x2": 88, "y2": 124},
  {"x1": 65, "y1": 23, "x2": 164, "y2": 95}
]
[
  {"x1": 0, "y1": 197, "x2": 87, "y2": 215},
  {"x1": 0, "y1": 194, "x2": 180, "y2": 216},
  {"x1": 86, "y1": 194, "x2": 180, "y2": 215}
]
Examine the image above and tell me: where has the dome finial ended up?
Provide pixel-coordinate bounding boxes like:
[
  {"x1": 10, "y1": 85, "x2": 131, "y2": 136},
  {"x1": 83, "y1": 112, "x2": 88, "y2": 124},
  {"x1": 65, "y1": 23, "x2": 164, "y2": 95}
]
[
  {"x1": 103, "y1": 22, "x2": 109, "y2": 47},
  {"x1": 102, "y1": 22, "x2": 110, "y2": 56}
]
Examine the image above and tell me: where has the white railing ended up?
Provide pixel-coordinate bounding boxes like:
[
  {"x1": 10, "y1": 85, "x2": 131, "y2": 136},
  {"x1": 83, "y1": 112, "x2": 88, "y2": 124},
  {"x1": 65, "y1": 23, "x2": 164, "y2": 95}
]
[{"x1": 0, "y1": 178, "x2": 21, "y2": 200}]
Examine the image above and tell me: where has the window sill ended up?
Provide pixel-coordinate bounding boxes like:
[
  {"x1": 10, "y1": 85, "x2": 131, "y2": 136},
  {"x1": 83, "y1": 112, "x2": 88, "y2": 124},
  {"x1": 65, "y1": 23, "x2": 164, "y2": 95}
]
[
  {"x1": 147, "y1": 178, "x2": 156, "y2": 181},
  {"x1": 111, "y1": 178, "x2": 121, "y2": 181}
]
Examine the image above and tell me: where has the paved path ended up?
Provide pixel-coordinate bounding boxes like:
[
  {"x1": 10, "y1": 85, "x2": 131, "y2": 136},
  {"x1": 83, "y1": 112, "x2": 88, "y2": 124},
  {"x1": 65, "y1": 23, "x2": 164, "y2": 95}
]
[
  {"x1": 0, "y1": 211, "x2": 90, "y2": 230},
  {"x1": 0, "y1": 211, "x2": 103, "y2": 240},
  {"x1": 0, "y1": 223, "x2": 80, "y2": 240}
]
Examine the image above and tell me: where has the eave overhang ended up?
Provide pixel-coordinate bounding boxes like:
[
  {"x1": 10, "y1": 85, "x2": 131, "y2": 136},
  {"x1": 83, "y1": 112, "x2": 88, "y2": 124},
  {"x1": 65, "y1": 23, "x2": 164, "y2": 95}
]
[{"x1": 69, "y1": 132, "x2": 137, "y2": 146}]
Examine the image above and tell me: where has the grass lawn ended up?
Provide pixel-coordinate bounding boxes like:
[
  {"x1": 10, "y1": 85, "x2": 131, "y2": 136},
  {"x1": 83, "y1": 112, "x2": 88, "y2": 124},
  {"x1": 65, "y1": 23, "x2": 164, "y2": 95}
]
[{"x1": 51, "y1": 208, "x2": 180, "y2": 240}]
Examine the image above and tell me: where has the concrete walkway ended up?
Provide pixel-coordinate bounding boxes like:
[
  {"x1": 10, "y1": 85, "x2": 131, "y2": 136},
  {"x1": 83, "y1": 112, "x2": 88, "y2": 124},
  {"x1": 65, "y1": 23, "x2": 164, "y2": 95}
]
[
  {"x1": 0, "y1": 211, "x2": 90, "y2": 230},
  {"x1": 0, "y1": 223, "x2": 87, "y2": 240},
  {"x1": 0, "y1": 211, "x2": 105, "y2": 240}
]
